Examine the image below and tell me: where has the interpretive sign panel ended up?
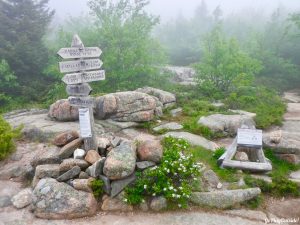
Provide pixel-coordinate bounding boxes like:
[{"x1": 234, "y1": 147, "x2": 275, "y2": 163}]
[
  {"x1": 79, "y1": 108, "x2": 92, "y2": 138},
  {"x1": 237, "y1": 129, "x2": 262, "y2": 147}
]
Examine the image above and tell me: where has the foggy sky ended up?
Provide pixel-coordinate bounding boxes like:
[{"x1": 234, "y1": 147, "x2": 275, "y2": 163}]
[{"x1": 48, "y1": 0, "x2": 300, "y2": 22}]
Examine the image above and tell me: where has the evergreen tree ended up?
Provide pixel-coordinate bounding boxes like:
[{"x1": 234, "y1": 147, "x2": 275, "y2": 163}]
[{"x1": 0, "y1": 0, "x2": 54, "y2": 101}]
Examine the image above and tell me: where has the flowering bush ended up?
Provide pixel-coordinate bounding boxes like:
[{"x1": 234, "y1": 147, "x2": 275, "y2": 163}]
[{"x1": 125, "y1": 136, "x2": 204, "y2": 208}]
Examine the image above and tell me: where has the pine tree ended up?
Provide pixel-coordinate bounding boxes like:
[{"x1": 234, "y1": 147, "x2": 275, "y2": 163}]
[{"x1": 0, "y1": 0, "x2": 54, "y2": 101}]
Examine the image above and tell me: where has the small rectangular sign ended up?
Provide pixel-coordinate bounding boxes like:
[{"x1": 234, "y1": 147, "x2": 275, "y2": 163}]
[
  {"x1": 237, "y1": 129, "x2": 262, "y2": 147},
  {"x1": 79, "y1": 108, "x2": 92, "y2": 138},
  {"x1": 59, "y1": 59, "x2": 103, "y2": 73},
  {"x1": 58, "y1": 47, "x2": 102, "y2": 59},
  {"x1": 68, "y1": 96, "x2": 95, "y2": 108}
]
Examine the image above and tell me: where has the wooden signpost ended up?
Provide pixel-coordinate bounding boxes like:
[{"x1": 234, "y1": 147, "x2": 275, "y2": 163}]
[{"x1": 58, "y1": 34, "x2": 105, "y2": 151}]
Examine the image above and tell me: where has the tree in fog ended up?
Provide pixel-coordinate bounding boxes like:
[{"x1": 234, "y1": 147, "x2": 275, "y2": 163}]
[
  {"x1": 195, "y1": 26, "x2": 262, "y2": 97},
  {"x1": 0, "y1": 0, "x2": 54, "y2": 102},
  {"x1": 88, "y1": 0, "x2": 165, "y2": 91}
]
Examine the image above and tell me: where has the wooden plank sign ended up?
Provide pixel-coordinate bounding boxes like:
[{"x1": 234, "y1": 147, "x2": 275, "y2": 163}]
[
  {"x1": 68, "y1": 96, "x2": 95, "y2": 108},
  {"x1": 58, "y1": 47, "x2": 102, "y2": 59},
  {"x1": 59, "y1": 59, "x2": 103, "y2": 73},
  {"x1": 237, "y1": 129, "x2": 262, "y2": 147},
  {"x1": 66, "y1": 83, "x2": 92, "y2": 96},
  {"x1": 79, "y1": 108, "x2": 92, "y2": 138},
  {"x1": 62, "y1": 70, "x2": 105, "y2": 85}
]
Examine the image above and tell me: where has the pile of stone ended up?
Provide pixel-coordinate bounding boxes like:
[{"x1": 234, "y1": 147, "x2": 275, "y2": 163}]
[
  {"x1": 28, "y1": 130, "x2": 164, "y2": 218},
  {"x1": 48, "y1": 87, "x2": 176, "y2": 122}
]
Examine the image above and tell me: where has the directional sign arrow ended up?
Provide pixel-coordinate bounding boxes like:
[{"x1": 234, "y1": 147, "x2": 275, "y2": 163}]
[
  {"x1": 68, "y1": 96, "x2": 95, "y2": 108},
  {"x1": 57, "y1": 47, "x2": 102, "y2": 59},
  {"x1": 66, "y1": 83, "x2": 92, "y2": 96},
  {"x1": 62, "y1": 70, "x2": 105, "y2": 85},
  {"x1": 59, "y1": 59, "x2": 103, "y2": 73}
]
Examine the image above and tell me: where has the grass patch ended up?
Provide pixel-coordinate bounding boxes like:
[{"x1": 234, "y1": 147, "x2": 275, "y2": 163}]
[
  {"x1": 90, "y1": 179, "x2": 105, "y2": 200},
  {"x1": 244, "y1": 150, "x2": 300, "y2": 197},
  {"x1": 190, "y1": 146, "x2": 239, "y2": 182}
]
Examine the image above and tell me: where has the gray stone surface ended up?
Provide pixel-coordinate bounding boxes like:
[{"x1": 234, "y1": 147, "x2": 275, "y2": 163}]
[
  {"x1": 162, "y1": 132, "x2": 219, "y2": 151},
  {"x1": 164, "y1": 66, "x2": 196, "y2": 86},
  {"x1": 0, "y1": 164, "x2": 33, "y2": 181},
  {"x1": 135, "y1": 86, "x2": 176, "y2": 108},
  {"x1": 86, "y1": 157, "x2": 106, "y2": 178},
  {"x1": 202, "y1": 170, "x2": 221, "y2": 191},
  {"x1": 170, "y1": 108, "x2": 183, "y2": 117},
  {"x1": 153, "y1": 122, "x2": 183, "y2": 132},
  {"x1": 198, "y1": 114, "x2": 256, "y2": 135},
  {"x1": 150, "y1": 196, "x2": 167, "y2": 211},
  {"x1": 191, "y1": 188, "x2": 261, "y2": 209},
  {"x1": 289, "y1": 170, "x2": 300, "y2": 181},
  {"x1": 101, "y1": 196, "x2": 133, "y2": 212},
  {"x1": 103, "y1": 142, "x2": 136, "y2": 180},
  {"x1": 224, "y1": 209, "x2": 268, "y2": 222},
  {"x1": 235, "y1": 152, "x2": 249, "y2": 161},
  {"x1": 111, "y1": 173, "x2": 136, "y2": 197},
  {"x1": 56, "y1": 166, "x2": 81, "y2": 182},
  {"x1": 283, "y1": 91, "x2": 300, "y2": 103},
  {"x1": 111, "y1": 137, "x2": 121, "y2": 147},
  {"x1": 95, "y1": 91, "x2": 161, "y2": 122},
  {"x1": 32, "y1": 178, "x2": 97, "y2": 219},
  {"x1": 11, "y1": 188, "x2": 32, "y2": 209},
  {"x1": 99, "y1": 175, "x2": 111, "y2": 195},
  {"x1": 48, "y1": 99, "x2": 79, "y2": 121},
  {"x1": 136, "y1": 161, "x2": 156, "y2": 170},
  {"x1": 35, "y1": 164, "x2": 60, "y2": 179},
  {"x1": 72, "y1": 178, "x2": 94, "y2": 192},
  {"x1": 30, "y1": 146, "x2": 62, "y2": 168},
  {"x1": 0, "y1": 196, "x2": 12, "y2": 208}
]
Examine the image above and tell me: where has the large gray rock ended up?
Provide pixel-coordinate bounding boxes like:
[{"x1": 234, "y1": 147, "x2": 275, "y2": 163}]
[
  {"x1": 95, "y1": 91, "x2": 161, "y2": 122},
  {"x1": 198, "y1": 114, "x2": 256, "y2": 135},
  {"x1": 164, "y1": 66, "x2": 196, "y2": 85},
  {"x1": 101, "y1": 196, "x2": 133, "y2": 212},
  {"x1": 48, "y1": 99, "x2": 79, "y2": 121},
  {"x1": 32, "y1": 178, "x2": 97, "y2": 219},
  {"x1": 86, "y1": 158, "x2": 106, "y2": 178},
  {"x1": 103, "y1": 142, "x2": 136, "y2": 180},
  {"x1": 11, "y1": 188, "x2": 32, "y2": 209},
  {"x1": 0, "y1": 196, "x2": 12, "y2": 208},
  {"x1": 135, "y1": 86, "x2": 176, "y2": 108},
  {"x1": 202, "y1": 170, "x2": 221, "y2": 191},
  {"x1": 162, "y1": 132, "x2": 219, "y2": 151},
  {"x1": 30, "y1": 146, "x2": 62, "y2": 168},
  {"x1": 153, "y1": 122, "x2": 183, "y2": 132},
  {"x1": 191, "y1": 188, "x2": 261, "y2": 209}
]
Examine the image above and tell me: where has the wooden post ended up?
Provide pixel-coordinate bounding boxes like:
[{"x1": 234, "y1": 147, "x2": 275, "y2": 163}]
[{"x1": 71, "y1": 35, "x2": 97, "y2": 151}]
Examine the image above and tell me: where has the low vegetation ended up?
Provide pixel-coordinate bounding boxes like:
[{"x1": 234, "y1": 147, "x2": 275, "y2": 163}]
[
  {"x1": 91, "y1": 179, "x2": 105, "y2": 199},
  {"x1": 125, "y1": 137, "x2": 203, "y2": 208},
  {"x1": 0, "y1": 115, "x2": 21, "y2": 160}
]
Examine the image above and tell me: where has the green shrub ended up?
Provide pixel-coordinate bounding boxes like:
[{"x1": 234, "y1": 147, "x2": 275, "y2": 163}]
[
  {"x1": 125, "y1": 137, "x2": 203, "y2": 208},
  {"x1": 90, "y1": 179, "x2": 105, "y2": 199},
  {"x1": 0, "y1": 115, "x2": 21, "y2": 160},
  {"x1": 225, "y1": 86, "x2": 285, "y2": 129}
]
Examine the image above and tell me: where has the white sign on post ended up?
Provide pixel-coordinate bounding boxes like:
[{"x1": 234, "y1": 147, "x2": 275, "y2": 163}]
[
  {"x1": 62, "y1": 70, "x2": 105, "y2": 85},
  {"x1": 79, "y1": 108, "x2": 92, "y2": 138},
  {"x1": 237, "y1": 129, "x2": 262, "y2": 147}
]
